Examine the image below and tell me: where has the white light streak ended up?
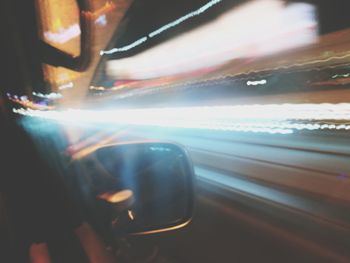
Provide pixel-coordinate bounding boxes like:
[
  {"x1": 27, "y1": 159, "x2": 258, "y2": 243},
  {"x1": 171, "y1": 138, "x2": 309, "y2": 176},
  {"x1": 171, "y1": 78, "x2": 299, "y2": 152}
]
[
  {"x1": 100, "y1": 37, "x2": 148, "y2": 55},
  {"x1": 32, "y1": 92, "x2": 63, "y2": 100},
  {"x1": 13, "y1": 104, "x2": 350, "y2": 135},
  {"x1": 58, "y1": 82, "x2": 74, "y2": 90},
  {"x1": 332, "y1": 73, "x2": 350, "y2": 79},
  {"x1": 148, "y1": 0, "x2": 222, "y2": 38},
  {"x1": 100, "y1": 0, "x2": 223, "y2": 55},
  {"x1": 44, "y1": 24, "x2": 81, "y2": 44},
  {"x1": 247, "y1": 79, "x2": 267, "y2": 86}
]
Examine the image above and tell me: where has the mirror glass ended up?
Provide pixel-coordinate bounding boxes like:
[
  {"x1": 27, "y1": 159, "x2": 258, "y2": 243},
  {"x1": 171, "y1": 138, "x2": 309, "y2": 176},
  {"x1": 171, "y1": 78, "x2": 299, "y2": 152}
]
[{"x1": 75, "y1": 142, "x2": 194, "y2": 235}]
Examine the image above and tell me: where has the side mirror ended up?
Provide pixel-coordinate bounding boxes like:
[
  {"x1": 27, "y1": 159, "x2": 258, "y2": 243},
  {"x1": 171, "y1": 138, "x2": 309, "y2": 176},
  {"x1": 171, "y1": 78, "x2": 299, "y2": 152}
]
[
  {"x1": 72, "y1": 142, "x2": 195, "y2": 236},
  {"x1": 36, "y1": 0, "x2": 92, "y2": 71}
]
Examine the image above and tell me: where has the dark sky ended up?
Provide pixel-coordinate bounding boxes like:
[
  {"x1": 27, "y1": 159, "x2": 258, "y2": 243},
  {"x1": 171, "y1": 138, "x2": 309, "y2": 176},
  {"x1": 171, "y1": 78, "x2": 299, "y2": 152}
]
[
  {"x1": 315, "y1": 0, "x2": 350, "y2": 34},
  {"x1": 108, "y1": 0, "x2": 350, "y2": 60}
]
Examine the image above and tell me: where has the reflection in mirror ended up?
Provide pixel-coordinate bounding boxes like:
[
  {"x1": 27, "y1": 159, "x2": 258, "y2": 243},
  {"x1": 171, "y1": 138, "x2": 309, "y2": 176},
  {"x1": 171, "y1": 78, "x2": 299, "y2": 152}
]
[{"x1": 73, "y1": 142, "x2": 194, "y2": 237}]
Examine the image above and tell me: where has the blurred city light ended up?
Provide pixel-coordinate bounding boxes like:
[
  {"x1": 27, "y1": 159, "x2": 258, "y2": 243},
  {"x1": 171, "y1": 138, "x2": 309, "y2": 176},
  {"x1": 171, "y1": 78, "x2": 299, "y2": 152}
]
[
  {"x1": 332, "y1": 73, "x2": 350, "y2": 79},
  {"x1": 8, "y1": 94, "x2": 54, "y2": 110},
  {"x1": 58, "y1": 82, "x2": 74, "y2": 90},
  {"x1": 32, "y1": 92, "x2": 63, "y2": 100},
  {"x1": 44, "y1": 23, "x2": 81, "y2": 44},
  {"x1": 13, "y1": 103, "x2": 350, "y2": 134},
  {"x1": 247, "y1": 79, "x2": 267, "y2": 86},
  {"x1": 105, "y1": 0, "x2": 317, "y2": 79},
  {"x1": 100, "y1": 0, "x2": 222, "y2": 55}
]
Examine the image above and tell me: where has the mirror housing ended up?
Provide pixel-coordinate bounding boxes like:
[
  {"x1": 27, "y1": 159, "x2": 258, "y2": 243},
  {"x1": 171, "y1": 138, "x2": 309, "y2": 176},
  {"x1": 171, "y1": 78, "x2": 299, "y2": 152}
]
[
  {"x1": 38, "y1": 0, "x2": 92, "y2": 71},
  {"x1": 70, "y1": 142, "x2": 195, "y2": 236}
]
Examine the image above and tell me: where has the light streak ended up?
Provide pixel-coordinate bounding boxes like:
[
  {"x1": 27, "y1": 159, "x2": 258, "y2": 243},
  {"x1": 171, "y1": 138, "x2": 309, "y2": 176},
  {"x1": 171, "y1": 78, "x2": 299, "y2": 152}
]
[
  {"x1": 32, "y1": 92, "x2": 63, "y2": 100},
  {"x1": 13, "y1": 104, "x2": 350, "y2": 134},
  {"x1": 332, "y1": 73, "x2": 350, "y2": 79},
  {"x1": 128, "y1": 210, "x2": 135, "y2": 220},
  {"x1": 8, "y1": 94, "x2": 54, "y2": 110},
  {"x1": 150, "y1": 146, "x2": 171, "y2": 152},
  {"x1": 100, "y1": 0, "x2": 223, "y2": 55},
  {"x1": 247, "y1": 79, "x2": 267, "y2": 86},
  {"x1": 148, "y1": 0, "x2": 222, "y2": 38},
  {"x1": 89, "y1": 86, "x2": 107, "y2": 91},
  {"x1": 239, "y1": 52, "x2": 350, "y2": 77},
  {"x1": 100, "y1": 37, "x2": 148, "y2": 55},
  {"x1": 58, "y1": 82, "x2": 74, "y2": 90},
  {"x1": 44, "y1": 24, "x2": 81, "y2": 44}
]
